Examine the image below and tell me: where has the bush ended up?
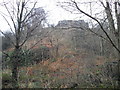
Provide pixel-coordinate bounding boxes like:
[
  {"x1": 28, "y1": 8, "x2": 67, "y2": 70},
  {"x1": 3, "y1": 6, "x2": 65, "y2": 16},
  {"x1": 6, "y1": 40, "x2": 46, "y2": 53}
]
[
  {"x1": 2, "y1": 49, "x2": 34, "y2": 68},
  {"x1": 2, "y1": 45, "x2": 51, "y2": 69},
  {"x1": 31, "y1": 46, "x2": 51, "y2": 64},
  {"x1": 2, "y1": 73, "x2": 12, "y2": 88},
  {"x1": 2, "y1": 51, "x2": 13, "y2": 69},
  {"x1": 81, "y1": 61, "x2": 119, "y2": 88}
]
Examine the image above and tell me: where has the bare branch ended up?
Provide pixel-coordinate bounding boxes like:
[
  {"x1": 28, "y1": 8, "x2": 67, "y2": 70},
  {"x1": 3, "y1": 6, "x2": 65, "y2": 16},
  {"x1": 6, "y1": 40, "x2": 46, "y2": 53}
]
[
  {"x1": 25, "y1": 29, "x2": 53, "y2": 53},
  {"x1": 0, "y1": 12, "x2": 15, "y2": 35},
  {"x1": 115, "y1": 2, "x2": 120, "y2": 34},
  {"x1": 105, "y1": 1, "x2": 116, "y2": 33},
  {"x1": 17, "y1": 0, "x2": 20, "y2": 21},
  {"x1": 3, "y1": 3, "x2": 17, "y2": 31},
  {"x1": 20, "y1": 17, "x2": 45, "y2": 47},
  {"x1": 22, "y1": 1, "x2": 37, "y2": 23},
  {"x1": 0, "y1": 29, "x2": 15, "y2": 46},
  {"x1": 100, "y1": 0, "x2": 106, "y2": 8},
  {"x1": 71, "y1": 0, "x2": 120, "y2": 53},
  {"x1": 2, "y1": 51, "x2": 10, "y2": 58},
  {"x1": 59, "y1": 26, "x2": 108, "y2": 41}
]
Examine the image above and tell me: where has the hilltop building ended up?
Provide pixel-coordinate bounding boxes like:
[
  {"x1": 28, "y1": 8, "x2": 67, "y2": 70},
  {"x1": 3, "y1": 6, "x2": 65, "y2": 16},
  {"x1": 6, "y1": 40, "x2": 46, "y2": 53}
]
[{"x1": 56, "y1": 20, "x2": 89, "y2": 28}]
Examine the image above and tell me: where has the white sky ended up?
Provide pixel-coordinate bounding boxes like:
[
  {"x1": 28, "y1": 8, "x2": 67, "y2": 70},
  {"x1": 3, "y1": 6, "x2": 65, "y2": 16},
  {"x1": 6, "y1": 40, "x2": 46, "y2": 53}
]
[
  {"x1": 37, "y1": 0, "x2": 101, "y2": 24},
  {"x1": 0, "y1": 0, "x2": 104, "y2": 32},
  {"x1": 37, "y1": 0, "x2": 79, "y2": 24}
]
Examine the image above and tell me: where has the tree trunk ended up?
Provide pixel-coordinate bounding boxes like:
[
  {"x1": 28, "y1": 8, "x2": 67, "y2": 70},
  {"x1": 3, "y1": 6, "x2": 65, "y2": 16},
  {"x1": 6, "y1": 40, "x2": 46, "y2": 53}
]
[
  {"x1": 117, "y1": 38, "x2": 120, "y2": 88},
  {"x1": 11, "y1": 48, "x2": 20, "y2": 88},
  {"x1": 12, "y1": 62, "x2": 19, "y2": 88},
  {"x1": 118, "y1": 59, "x2": 120, "y2": 88},
  {"x1": 116, "y1": 3, "x2": 120, "y2": 88},
  {"x1": 100, "y1": 38, "x2": 104, "y2": 56}
]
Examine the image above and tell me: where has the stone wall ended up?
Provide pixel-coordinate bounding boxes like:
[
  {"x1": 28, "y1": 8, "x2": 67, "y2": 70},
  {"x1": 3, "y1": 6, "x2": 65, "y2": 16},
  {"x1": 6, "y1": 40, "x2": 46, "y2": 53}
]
[{"x1": 56, "y1": 20, "x2": 89, "y2": 28}]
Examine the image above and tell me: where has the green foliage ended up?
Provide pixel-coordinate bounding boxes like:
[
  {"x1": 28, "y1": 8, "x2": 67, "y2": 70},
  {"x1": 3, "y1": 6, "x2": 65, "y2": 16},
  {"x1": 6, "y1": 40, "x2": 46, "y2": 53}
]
[
  {"x1": 2, "y1": 45, "x2": 51, "y2": 69},
  {"x1": 18, "y1": 50, "x2": 34, "y2": 67},
  {"x1": 2, "y1": 51, "x2": 13, "y2": 69},
  {"x1": 39, "y1": 45, "x2": 47, "y2": 49},
  {"x1": 33, "y1": 82, "x2": 42, "y2": 88},
  {"x1": 50, "y1": 58, "x2": 56, "y2": 62},
  {"x1": 2, "y1": 72, "x2": 12, "y2": 88},
  {"x1": 2, "y1": 49, "x2": 34, "y2": 68},
  {"x1": 2, "y1": 73, "x2": 12, "y2": 81},
  {"x1": 32, "y1": 46, "x2": 51, "y2": 63}
]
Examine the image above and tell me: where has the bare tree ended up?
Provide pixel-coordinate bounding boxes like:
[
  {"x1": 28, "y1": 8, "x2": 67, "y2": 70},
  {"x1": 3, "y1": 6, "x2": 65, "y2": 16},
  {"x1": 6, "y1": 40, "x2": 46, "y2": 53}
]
[
  {"x1": 58, "y1": 0, "x2": 120, "y2": 87},
  {"x1": 0, "y1": 0, "x2": 47, "y2": 88}
]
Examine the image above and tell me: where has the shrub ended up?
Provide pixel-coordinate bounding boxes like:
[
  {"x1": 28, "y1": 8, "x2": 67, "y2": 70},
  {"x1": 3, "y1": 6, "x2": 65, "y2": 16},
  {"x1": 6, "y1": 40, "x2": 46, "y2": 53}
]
[
  {"x1": 32, "y1": 46, "x2": 51, "y2": 64},
  {"x1": 2, "y1": 49, "x2": 34, "y2": 68},
  {"x1": 2, "y1": 73, "x2": 12, "y2": 88}
]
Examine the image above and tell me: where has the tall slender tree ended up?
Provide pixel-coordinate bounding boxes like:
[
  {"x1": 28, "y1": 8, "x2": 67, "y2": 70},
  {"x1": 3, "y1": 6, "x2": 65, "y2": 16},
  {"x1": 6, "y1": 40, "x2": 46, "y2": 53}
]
[{"x1": 0, "y1": 0, "x2": 47, "y2": 88}]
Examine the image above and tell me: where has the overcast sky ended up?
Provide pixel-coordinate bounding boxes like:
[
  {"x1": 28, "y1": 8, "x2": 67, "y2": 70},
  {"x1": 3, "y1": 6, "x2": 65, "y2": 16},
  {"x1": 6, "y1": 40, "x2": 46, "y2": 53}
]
[
  {"x1": 0, "y1": 0, "x2": 103, "y2": 32},
  {"x1": 37, "y1": 0, "x2": 101, "y2": 24},
  {"x1": 37, "y1": 0, "x2": 80, "y2": 24}
]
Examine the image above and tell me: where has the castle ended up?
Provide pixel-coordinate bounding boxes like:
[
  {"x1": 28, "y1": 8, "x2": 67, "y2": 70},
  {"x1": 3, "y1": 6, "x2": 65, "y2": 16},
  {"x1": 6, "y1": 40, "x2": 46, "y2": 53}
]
[{"x1": 56, "y1": 20, "x2": 89, "y2": 28}]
